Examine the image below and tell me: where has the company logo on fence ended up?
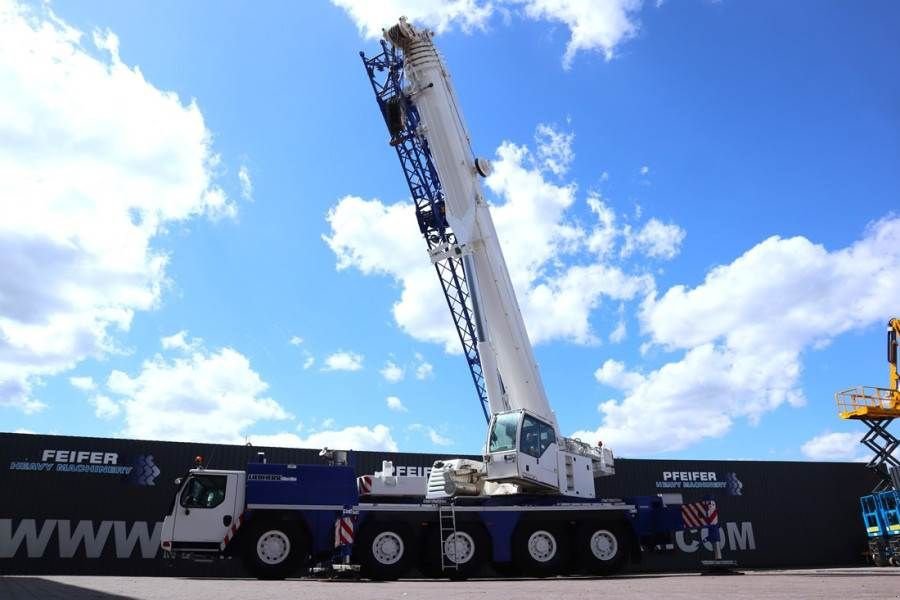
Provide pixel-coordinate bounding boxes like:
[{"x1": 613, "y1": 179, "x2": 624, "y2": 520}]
[
  {"x1": 655, "y1": 470, "x2": 744, "y2": 496},
  {"x1": 8, "y1": 449, "x2": 160, "y2": 485},
  {"x1": 0, "y1": 519, "x2": 162, "y2": 559}
]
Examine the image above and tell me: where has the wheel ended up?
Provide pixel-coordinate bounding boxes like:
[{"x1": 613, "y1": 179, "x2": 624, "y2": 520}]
[
  {"x1": 242, "y1": 520, "x2": 307, "y2": 580},
  {"x1": 422, "y1": 524, "x2": 489, "y2": 579},
  {"x1": 512, "y1": 522, "x2": 569, "y2": 577},
  {"x1": 358, "y1": 521, "x2": 417, "y2": 580},
  {"x1": 574, "y1": 522, "x2": 629, "y2": 575},
  {"x1": 873, "y1": 552, "x2": 889, "y2": 567}
]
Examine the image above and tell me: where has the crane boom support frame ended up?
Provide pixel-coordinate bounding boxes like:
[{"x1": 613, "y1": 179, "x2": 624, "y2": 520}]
[{"x1": 360, "y1": 42, "x2": 489, "y2": 421}]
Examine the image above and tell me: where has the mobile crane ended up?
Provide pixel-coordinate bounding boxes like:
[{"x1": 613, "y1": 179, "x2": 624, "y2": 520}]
[
  {"x1": 836, "y1": 318, "x2": 900, "y2": 566},
  {"x1": 159, "y1": 18, "x2": 683, "y2": 581}
]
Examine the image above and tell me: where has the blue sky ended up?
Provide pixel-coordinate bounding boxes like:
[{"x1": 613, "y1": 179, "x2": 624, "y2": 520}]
[{"x1": 1, "y1": 0, "x2": 898, "y2": 461}]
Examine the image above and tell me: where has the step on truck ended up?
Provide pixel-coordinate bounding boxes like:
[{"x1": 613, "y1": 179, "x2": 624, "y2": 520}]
[{"x1": 160, "y1": 452, "x2": 683, "y2": 579}]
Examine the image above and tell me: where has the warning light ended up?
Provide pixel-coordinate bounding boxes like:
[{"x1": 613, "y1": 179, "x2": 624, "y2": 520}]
[
  {"x1": 597, "y1": 441, "x2": 603, "y2": 448},
  {"x1": 194, "y1": 455, "x2": 203, "y2": 468}
]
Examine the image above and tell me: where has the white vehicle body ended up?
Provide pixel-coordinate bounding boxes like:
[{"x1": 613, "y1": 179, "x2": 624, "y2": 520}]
[{"x1": 160, "y1": 469, "x2": 245, "y2": 555}]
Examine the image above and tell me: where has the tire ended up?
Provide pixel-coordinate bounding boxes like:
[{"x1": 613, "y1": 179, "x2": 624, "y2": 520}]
[
  {"x1": 422, "y1": 524, "x2": 489, "y2": 580},
  {"x1": 574, "y1": 521, "x2": 629, "y2": 576},
  {"x1": 358, "y1": 521, "x2": 417, "y2": 581},
  {"x1": 512, "y1": 522, "x2": 569, "y2": 577},
  {"x1": 242, "y1": 520, "x2": 308, "y2": 580}
]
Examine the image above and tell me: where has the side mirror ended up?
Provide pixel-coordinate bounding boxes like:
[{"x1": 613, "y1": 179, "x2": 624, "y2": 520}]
[{"x1": 173, "y1": 477, "x2": 183, "y2": 487}]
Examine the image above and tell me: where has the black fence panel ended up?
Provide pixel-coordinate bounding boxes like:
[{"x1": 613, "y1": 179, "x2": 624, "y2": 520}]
[{"x1": 0, "y1": 433, "x2": 878, "y2": 575}]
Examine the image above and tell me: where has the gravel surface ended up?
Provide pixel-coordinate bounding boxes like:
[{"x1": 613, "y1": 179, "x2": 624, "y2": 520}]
[{"x1": 3, "y1": 569, "x2": 899, "y2": 600}]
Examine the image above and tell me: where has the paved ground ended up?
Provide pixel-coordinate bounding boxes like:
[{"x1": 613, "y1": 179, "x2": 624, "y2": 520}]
[{"x1": 2, "y1": 569, "x2": 899, "y2": 600}]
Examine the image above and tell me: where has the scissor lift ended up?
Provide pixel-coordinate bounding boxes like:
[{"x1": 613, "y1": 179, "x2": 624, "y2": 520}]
[{"x1": 836, "y1": 319, "x2": 900, "y2": 492}]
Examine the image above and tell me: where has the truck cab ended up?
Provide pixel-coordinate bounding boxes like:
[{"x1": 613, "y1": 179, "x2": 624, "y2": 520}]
[
  {"x1": 160, "y1": 459, "x2": 358, "y2": 579},
  {"x1": 161, "y1": 468, "x2": 245, "y2": 556}
]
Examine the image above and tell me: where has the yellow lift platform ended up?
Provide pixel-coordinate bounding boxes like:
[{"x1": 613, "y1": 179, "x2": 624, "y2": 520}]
[{"x1": 836, "y1": 318, "x2": 900, "y2": 491}]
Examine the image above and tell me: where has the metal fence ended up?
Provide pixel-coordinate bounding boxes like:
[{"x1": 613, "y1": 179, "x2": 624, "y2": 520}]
[{"x1": 0, "y1": 432, "x2": 878, "y2": 575}]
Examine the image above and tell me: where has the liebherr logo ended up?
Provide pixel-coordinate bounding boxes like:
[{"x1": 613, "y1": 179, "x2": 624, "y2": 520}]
[{"x1": 0, "y1": 519, "x2": 162, "y2": 559}]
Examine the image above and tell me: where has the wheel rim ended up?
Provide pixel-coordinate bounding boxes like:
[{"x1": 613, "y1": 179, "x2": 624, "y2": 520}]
[
  {"x1": 257, "y1": 530, "x2": 291, "y2": 565},
  {"x1": 443, "y1": 531, "x2": 475, "y2": 565},
  {"x1": 589, "y1": 529, "x2": 618, "y2": 561},
  {"x1": 527, "y1": 530, "x2": 557, "y2": 563},
  {"x1": 372, "y1": 531, "x2": 405, "y2": 566}
]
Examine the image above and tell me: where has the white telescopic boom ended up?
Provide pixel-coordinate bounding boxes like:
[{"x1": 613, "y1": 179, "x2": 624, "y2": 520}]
[{"x1": 386, "y1": 21, "x2": 557, "y2": 428}]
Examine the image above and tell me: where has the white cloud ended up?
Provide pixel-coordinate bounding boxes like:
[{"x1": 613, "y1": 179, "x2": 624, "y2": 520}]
[
  {"x1": 333, "y1": 0, "x2": 642, "y2": 68},
  {"x1": 609, "y1": 320, "x2": 626, "y2": 343},
  {"x1": 409, "y1": 423, "x2": 453, "y2": 446},
  {"x1": 0, "y1": 2, "x2": 232, "y2": 414},
  {"x1": 575, "y1": 217, "x2": 900, "y2": 455},
  {"x1": 13, "y1": 428, "x2": 35, "y2": 434},
  {"x1": 161, "y1": 331, "x2": 201, "y2": 352},
  {"x1": 594, "y1": 359, "x2": 644, "y2": 391},
  {"x1": 513, "y1": 0, "x2": 643, "y2": 67},
  {"x1": 106, "y1": 343, "x2": 289, "y2": 443},
  {"x1": 322, "y1": 351, "x2": 364, "y2": 372},
  {"x1": 621, "y1": 218, "x2": 685, "y2": 260},
  {"x1": 302, "y1": 354, "x2": 315, "y2": 370},
  {"x1": 88, "y1": 394, "x2": 120, "y2": 420},
  {"x1": 414, "y1": 353, "x2": 434, "y2": 380},
  {"x1": 801, "y1": 431, "x2": 864, "y2": 461},
  {"x1": 380, "y1": 360, "x2": 405, "y2": 383},
  {"x1": 586, "y1": 194, "x2": 617, "y2": 257},
  {"x1": 320, "y1": 417, "x2": 337, "y2": 429},
  {"x1": 326, "y1": 125, "x2": 663, "y2": 351},
  {"x1": 238, "y1": 165, "x2": 253, "y2": 201},
  {"x1": 289, "y1": 335, "x2": 304, "y2": 346},
  {"x1": 609, "y1": 303, "x2": 626, "y2": 343},
  {"x1": 386, "y1": 395, "x2": 408, "y2": 412},
  {"x1": 640, "y1": 165, "x2": 649, "y2": 175},
  {"x1": 534, "y1": 123, "x2": 575, "y2": 177},
  {"x1": 249, "y1": 424, "x2": 398, "y2": 452},
  {"x1": 69, "y1": 376, "x2": 96, "y2": 392}
]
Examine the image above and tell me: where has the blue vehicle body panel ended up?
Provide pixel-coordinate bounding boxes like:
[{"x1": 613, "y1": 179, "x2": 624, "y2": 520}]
[
  {"x1": 861, "y1": 494, "x2": 885, "y2": 538},
  {"x1": 243, "y1": 463, "x2": 358, "y2": 557},
  {"x1": 245, "y1": 463, "x2": 358, "y2": 507},
  {"x1": 874, "y1": 490, "x2": 900, "y2": 537},
  {"x1": 241, "y1": 463, "x2": 682, "y2": 562}
]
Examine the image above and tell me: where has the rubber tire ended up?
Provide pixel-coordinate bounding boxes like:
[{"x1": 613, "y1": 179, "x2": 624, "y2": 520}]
[
  {"x1": 242, "y1": 520, "x2": 307, "y2": 580},
  {"x1": 358, "y1": 521, "x2": 417, "y2": 581},
  {"x1": 873, "y1": 552, "x2": 889, "y2": 567},
  {"x1": 512, "y1": 522, "x2": 570, "y2": 577},
  {"x1": 422, "y1": 524, "x2": 489, "y2": 580},
  {"x1": 574, "y1": 521, "x2": 629, "y2": 576}
]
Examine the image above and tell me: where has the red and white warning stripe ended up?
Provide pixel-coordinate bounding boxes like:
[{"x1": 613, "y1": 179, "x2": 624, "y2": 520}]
[
  {"x1": 334, "y1": 516, "x2": 354, "y2": 547},
  {"x1": 357, "y1": 475, "x2": 373, "y2": 495},
  {"x1": 220, "y1": 512, "x2": 245, "y2": 551},
  {"x1": 681, "y1": 500, "x2": 718, "y2": 528}
]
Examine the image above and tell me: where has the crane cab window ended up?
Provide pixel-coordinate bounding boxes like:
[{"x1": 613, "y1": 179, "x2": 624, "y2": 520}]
[
  {"x1": 489, "y1": 412, "x2": 520, "y2": 453},
  {"x1": 180, "y1": 475, "x2": 227, "y2": 509},
  {"x1": 520, "y1": 415, "x2": 555, "y2": 458}
]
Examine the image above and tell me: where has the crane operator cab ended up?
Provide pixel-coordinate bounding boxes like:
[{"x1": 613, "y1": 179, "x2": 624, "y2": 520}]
[{"x1": 483, "y1": 409, "x2": 605, "y2": 497}]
